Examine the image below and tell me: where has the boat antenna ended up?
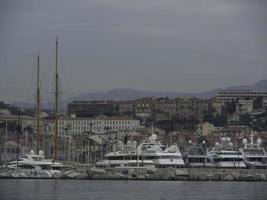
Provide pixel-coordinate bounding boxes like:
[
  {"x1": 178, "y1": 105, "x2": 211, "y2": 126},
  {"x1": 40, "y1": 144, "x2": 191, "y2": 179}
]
[
  {"x1": 250, "y1": 130, "x2": 254, "y2": 146},
  {"x1": 151, "y1": 122, "x2": 154, "y2": 135},
  {"x1": 54, "y1": 36, "x2": 59, "y2": 160},
  {"x1": 36, "y1": 55, "x2": 41, "y2": 154}
]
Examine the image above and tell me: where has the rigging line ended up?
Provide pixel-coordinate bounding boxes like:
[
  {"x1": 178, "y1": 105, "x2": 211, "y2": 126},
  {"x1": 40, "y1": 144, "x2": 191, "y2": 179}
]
[{"x1": 58, "y1": 41, "x2": 72, "y2": 100}]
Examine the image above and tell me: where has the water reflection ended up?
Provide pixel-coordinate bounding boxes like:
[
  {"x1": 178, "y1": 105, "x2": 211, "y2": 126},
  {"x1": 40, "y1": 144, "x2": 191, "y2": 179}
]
[{"x1": 0, "y1": 180, "x2": 267, "y2": 200}]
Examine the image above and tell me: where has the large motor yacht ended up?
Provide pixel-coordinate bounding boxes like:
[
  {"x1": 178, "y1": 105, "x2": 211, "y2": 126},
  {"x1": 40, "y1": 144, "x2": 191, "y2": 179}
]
[
  {"x1": 183, "y1": 141, "x2": 214, "y2": 168},
  {"x1": 7, "y1": 150, "x2": 71, "y2": 177},
  {"x1": 96, "y1": 134, "x2": 185, "y2": 169},
  {"x1": 207, "y1": 137, "x2": 246, "y2": 168},
  {"x1": 240, "y1": 132, "x2": 267, "y2": 168}
]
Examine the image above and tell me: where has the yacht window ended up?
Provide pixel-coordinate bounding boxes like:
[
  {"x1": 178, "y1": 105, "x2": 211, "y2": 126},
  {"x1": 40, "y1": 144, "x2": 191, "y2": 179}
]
[
  {"x1": 41, "y1": 165, "x2": 51, "y2": 170},
  {"x1": 108, "y1": 156, "x2": 124, "y2": 160},
  {"x1": 52, "y1": 166, "x2": 62, "y2": 170},
  {"x1": 32, "y1": 157, "x2": 44, "y2": 161},
  {"x1": 19, "y1": 165, "x2": 35, "y2": 169}
]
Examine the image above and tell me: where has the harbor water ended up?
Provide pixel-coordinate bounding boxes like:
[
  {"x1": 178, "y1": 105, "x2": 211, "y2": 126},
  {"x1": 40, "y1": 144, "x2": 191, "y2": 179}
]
[{"x1": 0, "y1": 179, "x2": 267, "y2": 200}]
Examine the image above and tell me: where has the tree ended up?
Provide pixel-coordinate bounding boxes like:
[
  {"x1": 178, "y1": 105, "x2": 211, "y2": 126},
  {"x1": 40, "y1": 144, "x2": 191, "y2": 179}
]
[
  {"x1": 223, "y1": 100, "x2": 236, "y2": 115},
  {"x1": 240, "y1": 113, "x2": 251, "y2": 125},
  {"x1": 213, "y1": 114, "x2": 227, "y2": 127},
  {"x1": 0, "y1": 101, "x2": 7, "y2": 109},
  {"x1": 253, "y1": 97, "x2": 263, "y2": 110}
]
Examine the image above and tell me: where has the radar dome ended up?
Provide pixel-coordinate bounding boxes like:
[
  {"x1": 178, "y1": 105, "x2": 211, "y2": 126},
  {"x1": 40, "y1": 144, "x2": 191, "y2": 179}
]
[
  {"x1": 133, "y1": 141, "x2": 137, "y2": 148},
  {"x1": 242, "y1": 138, "x2": 248, "y2": 145},
  {"x1": 226, "y1": 137, "x2": 231, "y2": 142},
  {"x1": 30, "y1": 150, "x2": 35, "y2": 155},
  {"x1": 127, "y1": 141, "x2": 132, "y2": 146},
  {"x1": 215, "y1": 142, "x2": 220, "y2": 147},
  {"x1": 149, "y1": 134, "x2": 157, "y2": 142},
  {"x1": 257, "y1": 138, "x2": 262, "y2": 145},
  {"x1": 221, "y1": 137, "x2": 226, "y2": 142},
  {"x1": 229, "y1": 142, "x2": 233, "y2": 147},
  {"x1": 39, "y1": 150, "x2": 44, "y2": 156}
]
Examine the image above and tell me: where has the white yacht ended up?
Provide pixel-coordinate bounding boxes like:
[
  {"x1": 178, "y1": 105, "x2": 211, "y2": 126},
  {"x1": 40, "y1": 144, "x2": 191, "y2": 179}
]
[
  {"x1": 7, "y1": 150, "x2": 72, "y2": 177},
  {"x1": 96, "y1": 134, "x2": 185, "y2": 169},
  {"x1": 240, "y1": 132, "x2": 267, "y2": 168},
  {"x1": 207, "y1": 137, "x2": 246, "y2": 168},
  {"x1": 183, "y1": 141, "x2": 214, "y2": 168}
]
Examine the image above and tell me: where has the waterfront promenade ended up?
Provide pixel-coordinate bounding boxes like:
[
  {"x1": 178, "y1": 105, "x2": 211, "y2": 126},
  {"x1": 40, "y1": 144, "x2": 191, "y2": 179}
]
[{"x1": 1, "y1": 167, "x2": 267, "y2": 181}]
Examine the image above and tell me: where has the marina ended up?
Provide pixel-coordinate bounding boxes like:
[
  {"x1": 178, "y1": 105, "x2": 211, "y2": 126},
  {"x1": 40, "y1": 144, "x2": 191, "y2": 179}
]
[
  {"x1": 1, "y1": 0, "x2": 267, "y2": 199},
  {"x1": 1, "y1": 133, "x2": 267, "y2": 181},
  {"x1": 0, "y1": 37, "x2": 266, "y2": 181}
]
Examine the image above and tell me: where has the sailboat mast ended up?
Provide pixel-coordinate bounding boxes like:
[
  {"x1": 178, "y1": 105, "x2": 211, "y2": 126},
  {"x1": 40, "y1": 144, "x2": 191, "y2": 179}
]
[
  {"x1": 16, "y1": 109, "x2": 21, "y2": 172},
  {"x1": 54, "y1": 37, "x2": 59, "y2": 160},
  {"x1": 36, "y1": 55, "x2": 40, "y2": 154}
]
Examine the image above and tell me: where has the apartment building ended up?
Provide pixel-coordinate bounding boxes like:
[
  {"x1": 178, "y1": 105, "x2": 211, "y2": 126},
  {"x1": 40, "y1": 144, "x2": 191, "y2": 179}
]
[
  {"x1": 58, "y1": 116, "x2": 141, "y2": 135},
  {"x1": 216, "y1": 90, "x2": 267, "y2": 102}
]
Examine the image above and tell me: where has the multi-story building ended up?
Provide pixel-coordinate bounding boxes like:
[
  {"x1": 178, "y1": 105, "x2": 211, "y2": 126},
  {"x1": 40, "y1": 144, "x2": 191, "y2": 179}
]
[
  {"x1": 216, "y1": 90, "x2": 267, "y2": 103},
  {"x1": 135, "y1": 97, "x2": 155, "y2": 118},
  {"x1": 154, "y1": 98, "x2": 176, "y2": 119},
  {"x1": 117, "y1": 100, "x2": 135, "y2": 116},
  {"x1": 236, "y1": 99, "x2": 253, "y2": 114},
  {"x1": 175, "y1": 97, "x2": 210, "y2": 121},
  {"x1": 67, "y1": 97, "x2": 211, "y2": 123},
  {"x1": 67, "y1": 101, "x2": 118, "y2": 117},
  {"x1": 58, "y1": 116, "x2": 141, "y2": 135}
]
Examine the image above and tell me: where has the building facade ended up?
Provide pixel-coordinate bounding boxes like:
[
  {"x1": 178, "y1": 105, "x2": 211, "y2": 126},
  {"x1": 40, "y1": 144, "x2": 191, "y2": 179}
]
[
  {"x1": 67, "y1": 101, "x2": 118, "y2": 118},
  {"x1": 67, "y1": 97, "x2": 211, "y2": 123},
  {"x1": 216, "y1": 90, "x2": 267, "y2": 103},
  {"x1": 58, "y1": 116, "x2": 141, "y2": 135},
  {"x1": 175, "y1": 97, "x2": 210, "y2": 121},
  {"x1": 135, "y1": 97, "x2": 155, "y2": 118}
]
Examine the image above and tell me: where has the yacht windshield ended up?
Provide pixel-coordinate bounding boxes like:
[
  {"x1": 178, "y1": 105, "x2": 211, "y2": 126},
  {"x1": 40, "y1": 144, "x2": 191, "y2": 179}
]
[{"x1": 32, "y1": 157, "x2": 44, "y2": 161}]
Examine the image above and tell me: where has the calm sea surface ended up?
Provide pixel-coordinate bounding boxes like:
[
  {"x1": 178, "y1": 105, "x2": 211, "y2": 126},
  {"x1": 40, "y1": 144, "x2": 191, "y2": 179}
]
[{"x1": 0, "y1": 179, "x2": 267, "y2": 200}]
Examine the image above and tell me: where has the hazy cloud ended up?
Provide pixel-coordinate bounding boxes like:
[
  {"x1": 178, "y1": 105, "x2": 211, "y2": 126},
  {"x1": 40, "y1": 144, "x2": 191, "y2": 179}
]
[{"x1": 0, "y1": 0, "x2": 266, "y2": 102}]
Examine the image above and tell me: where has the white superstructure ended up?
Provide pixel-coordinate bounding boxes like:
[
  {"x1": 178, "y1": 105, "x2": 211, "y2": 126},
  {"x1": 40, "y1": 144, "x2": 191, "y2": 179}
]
[
  {"x1": 183, "y1": 141, "x2": 214, "y2": 168},
  {"x1": 7, "y1": 150, "x2": 71, "y2": 177},
  {"x1": 240, "y1": 132, "x2": 267, "y2": 168},
  {"x1": 96, "y1": 134, "x2": 185, "y2": 168},
  {"x1": 207, "y1": 137, "x2": 246, "y2": 168}
]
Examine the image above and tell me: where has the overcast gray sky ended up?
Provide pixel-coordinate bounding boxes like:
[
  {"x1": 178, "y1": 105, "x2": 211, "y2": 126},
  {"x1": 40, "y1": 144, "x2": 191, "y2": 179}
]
[{"x1": 0, "y1": 0, "x2": 266, "y2": 102}]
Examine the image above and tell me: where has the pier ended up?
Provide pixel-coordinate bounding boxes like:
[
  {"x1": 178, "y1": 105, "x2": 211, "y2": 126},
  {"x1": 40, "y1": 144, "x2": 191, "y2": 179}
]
[{"x1": 1, "y1": 166, "x2": 267, "y2": 181}]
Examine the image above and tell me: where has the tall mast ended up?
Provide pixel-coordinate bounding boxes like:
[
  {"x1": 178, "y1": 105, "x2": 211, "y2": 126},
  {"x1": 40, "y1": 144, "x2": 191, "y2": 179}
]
[
  {"x1": 16, "y1": 109, "x2": 21, "y2": 172},
  {"x1": 54, "y1": 36, "x2": 59, "y2": 160},
  {"x1": 36, "y1": 55, "x2": 40, "y2": 154}
]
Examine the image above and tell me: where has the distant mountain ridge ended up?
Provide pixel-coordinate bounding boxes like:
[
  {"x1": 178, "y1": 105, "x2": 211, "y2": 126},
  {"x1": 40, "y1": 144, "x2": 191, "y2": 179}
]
[
  {"x1": 66, "y1": 88, "x2": 221, "y2": 101},
  {"x1": 66, "y1": 80, "x2": 267, "y2": 102},
  {"x1": 10, "y1": 79, "x2": 267, "y2": 108}
]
